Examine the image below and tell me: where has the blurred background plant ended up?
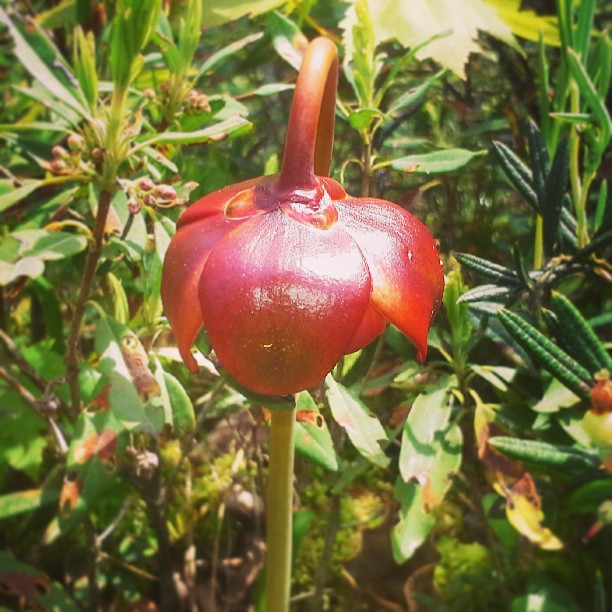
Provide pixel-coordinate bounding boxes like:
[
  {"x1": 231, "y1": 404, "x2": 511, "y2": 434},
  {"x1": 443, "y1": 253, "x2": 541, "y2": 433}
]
[{"x1": 0, "y1": 0, "x2": 609, "y2": 610}]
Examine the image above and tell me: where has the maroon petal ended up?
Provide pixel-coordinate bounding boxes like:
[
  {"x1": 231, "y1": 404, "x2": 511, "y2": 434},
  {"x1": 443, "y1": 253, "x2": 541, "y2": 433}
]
[
  {"x1": 336, "y1": 198, "x2": 444, "y2": 361},
  {"x1": 344, "y1": 305, "x2": 387, "y2": 354},
  {"x1": 161, "y1": 214, "x2": 240, "y2": 371},
  {"x1": 199, "y1": 209, "x2": 372, "y2": 395}
]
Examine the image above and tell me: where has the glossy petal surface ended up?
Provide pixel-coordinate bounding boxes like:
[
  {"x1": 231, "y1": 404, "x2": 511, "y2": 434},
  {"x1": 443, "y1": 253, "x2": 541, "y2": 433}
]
[
  {"x1": 177, "y1": 176, "x2": 275, "y2": 229},
  {"x1": 199, "y1": 209, "x2": 372, "y2": 395},
  {"x1": 161, "y1": 214, "x2": 239, "y2": 372},
  {"x1": 336, "y1": 199, "x2": 444, "y2": 361}
]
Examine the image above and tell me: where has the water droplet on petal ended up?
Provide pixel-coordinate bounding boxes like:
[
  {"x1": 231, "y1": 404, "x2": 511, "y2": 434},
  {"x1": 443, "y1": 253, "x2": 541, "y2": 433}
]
[{"x1": 407, "y1": 250, "x2": 413, "y2": 261}]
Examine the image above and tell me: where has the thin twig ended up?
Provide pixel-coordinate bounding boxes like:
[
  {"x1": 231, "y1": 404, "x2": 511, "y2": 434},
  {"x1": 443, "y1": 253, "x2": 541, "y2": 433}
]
[
  {"x1": 0, "y1": 328, "x2": 69, "y2": 414},
  {"x1": 65, "y1": 188, "x2": 114, "y2": 417},
  {"x1": 0, "y1": 365, "x2": 68, "y2": 454},
  {"x1": 98, "y1": 498, "x2": 133, "y2": 544}
]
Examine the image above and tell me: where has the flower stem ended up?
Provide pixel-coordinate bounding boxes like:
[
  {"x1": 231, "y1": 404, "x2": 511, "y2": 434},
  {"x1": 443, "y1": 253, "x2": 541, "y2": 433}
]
[
  {"x1": 265, "y1": 408, "x2": 296, "y2": 612},
  {"x1": 278, "y1": 37, "x2": 338, "y2": 190}
]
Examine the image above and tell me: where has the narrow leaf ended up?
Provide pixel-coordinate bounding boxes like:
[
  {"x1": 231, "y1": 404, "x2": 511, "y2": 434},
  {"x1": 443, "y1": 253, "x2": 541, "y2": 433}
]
[
  {"x1": 489, "y1": 436, "x2": 599, "y2": 470},
  {"x1": 391, "y1": 148, "x2": 487, "y2": 174},
  {"x1": 497, "y1": 309, "x2": 592, "y2": 398},
  {"x1": 550, "y1": 291, "x2": 611, "y2": 373},
  {"x1": 455, "y1": 252, "x2": 519, "y2": 284},
  {"x1": 543, "y1": 137, "x2": 569, "y2": 256}
]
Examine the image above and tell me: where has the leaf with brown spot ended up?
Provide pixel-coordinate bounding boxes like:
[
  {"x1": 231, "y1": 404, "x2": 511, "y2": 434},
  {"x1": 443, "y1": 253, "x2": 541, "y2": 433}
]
[
  {"x1": 474, "y1": 401, "x2": 563, "y2": 550},
  {"x1": 294, "y1": 391, "x2": 338, "y2": 471}
]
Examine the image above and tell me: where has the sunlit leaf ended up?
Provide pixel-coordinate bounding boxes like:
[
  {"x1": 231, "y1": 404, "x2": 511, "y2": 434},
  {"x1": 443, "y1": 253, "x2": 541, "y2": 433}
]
[
  {"x1": 391, "y1": 149, "x2": 487, "y2": 174},
  {"x1": 325, "y1": 375, "x2": 389, "y2": 468}
]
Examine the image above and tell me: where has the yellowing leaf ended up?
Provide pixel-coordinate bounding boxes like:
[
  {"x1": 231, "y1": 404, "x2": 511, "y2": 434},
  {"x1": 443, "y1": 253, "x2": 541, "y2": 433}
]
[
  {"x1": 345, "y1": 0, "x2": 521, "y2": 79},
  {"x1": 483, "y1": 0, "x2": 560, "y2": 46},
  {"x1": 506, "y1": 495, "x2": 563, "y2": 551}
]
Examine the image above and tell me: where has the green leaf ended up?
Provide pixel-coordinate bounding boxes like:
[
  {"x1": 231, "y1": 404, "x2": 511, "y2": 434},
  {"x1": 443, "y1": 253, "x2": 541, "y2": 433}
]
[
  {"x1": 444, "y1": 270, "x2": 472, "y2": 352},
  {"x1": 160, "y1": 370, "x2": 196, "y2": 438},
  {"x1": 527, "y1": 119, "x2": 549, "y2": 211},
  {"x1": 388, "y1": 69, "x2": 446, "y2": 113},
  {"x1": 197, "y1": 33, "x2": 263, "y2": 78},
  {"x1": 106, "y1": 272, "x2": 130, "y2": 325},
  {"x1": 497, "y1": 309, "x2": 592, "y2": 398},
  {"x1": 348, "y1": 108, "x2": 384, "y2": 130},
  {"x1": 59, "y1": 411, "x2": 127, "y2": 532},
  {"x1": 399, "y1": 382, "x2": 452, "y2": 483},
  {"x1": 325, "y1": 375, "x2": 389, "y2": 468},
  {"x1": 267, "y1": 11, "x2": 307, "y2": 71},
  {"x1": 340, "y1": 0, "x2": 381, "y2": 107},
  {"x1": 492, "y1": 140, "x2": 538, "y2": 211},
  {"x1": 95, "y1": 316, "x2": 165, "y2": 433},
  {"x1": 511, "y1": 578, "x2": 581, "y2": 612},
  {"x1": 36, "y1": 0, "x2": 77, "y2": 29},
  {"x1": 0, "y1": 488, "x2": 58, "y2": 521},
  {"x1": 391, "y1": 148, "x2": 487, "y2": 174},
  {"x1": 393, "y1": 421, "x2": 462, "y2": 562},
  {"x1": 489, "y1": 436, "x2": 600, "y2": 470},
  {"x1": 202, "y1": 0, "x2": 284, "y2": 29},
  {"x1": 30, "y1": 277, "x2": 65, "y2": 352},
  {"x1": 109, "y1": 0, "x2": 161, "y2": 89},
  {"x1": 0, "y1": 179, "x2": 43, "y2": 213},
  {"x1": 458, "y1": 284, "x2": 514, "y2": 303},
  {"x1": 550, "y1": 291, "x2": 611, "y2": 374},
  {"x1": 0, "y1": 230, "x2": 87, "y2": 286},
  {"x1": 455, "y1": 252, "x2": 519, "y2": 284},
  {"x1": 567, "y1": 479, "x2": 612, "y2": 515},
  {"x1": 391, "y1": 479, "x2": 435, "y2": 563},
  {"x1": 133, "y1": 115, "x2": 251, "y2": 150},
  {"x1": 567, "y1": 48, "x2": 612, "y2": 146},
  {"x1": 542, "y1": 138, "x2": 569, "y2": 255},
  {"x1": 294, "y1": 391, "x2": 338, "y2": 471},
  {"x1": 532, "y1": 378, "x2": 580, "y2": 414},
  {"x1": 0, "y1": 8, "x2": 87, "y2": 118}
]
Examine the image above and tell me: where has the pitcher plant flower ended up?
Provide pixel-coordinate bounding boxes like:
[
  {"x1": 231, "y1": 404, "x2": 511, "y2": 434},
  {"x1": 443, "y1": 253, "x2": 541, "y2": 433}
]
[{"x1": 161, "y1": 38, "x2": 444, "y2": 396}]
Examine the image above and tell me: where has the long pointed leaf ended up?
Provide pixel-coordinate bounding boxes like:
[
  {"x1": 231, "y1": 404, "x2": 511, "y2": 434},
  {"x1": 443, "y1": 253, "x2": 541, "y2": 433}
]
[
  {"x1": 550, "y1": 292, "x2": 611, "y2": 373},
  {"x1": 543, "y1": 137, "x2": 570, "y2": 256},
  {"x1": 497, "y1": 309, "x2": 592, "y2": 398}
]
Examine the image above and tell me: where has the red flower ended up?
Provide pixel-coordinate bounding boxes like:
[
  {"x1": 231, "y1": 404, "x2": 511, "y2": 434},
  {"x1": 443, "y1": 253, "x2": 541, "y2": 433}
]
[{"x1": 161, "y1": 38, "x2": 444, "y2": 396}]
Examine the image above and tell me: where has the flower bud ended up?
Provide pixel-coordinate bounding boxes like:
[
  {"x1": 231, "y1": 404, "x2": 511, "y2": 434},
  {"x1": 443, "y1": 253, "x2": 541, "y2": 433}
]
[
  {"x1": 67, "y1": 133, "x2": 85, "y2": 151},
  {"x1": 154, "y1": 184, "x2": 177, "y2": 201},
  {"x1": 127, "y1": 198, "x2": 142, "y2": 215},
  {"x1": 138, "y1": 177, "x2": 155, "y2": 192}
]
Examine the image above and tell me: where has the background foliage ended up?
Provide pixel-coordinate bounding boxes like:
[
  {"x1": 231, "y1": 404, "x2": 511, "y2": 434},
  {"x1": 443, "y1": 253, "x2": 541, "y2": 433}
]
[{"x1": 0, "y1": 0, "x2": 610, "y2": 610}]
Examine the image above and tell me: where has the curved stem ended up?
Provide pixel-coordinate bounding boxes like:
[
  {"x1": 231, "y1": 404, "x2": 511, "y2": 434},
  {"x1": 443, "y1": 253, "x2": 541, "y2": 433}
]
[
  {"x1": 278, "y1": 37, "x2": 338, "y2": 190},
  {"x1": 265, "y1": 408, "x2": 296, "y2": 612}
]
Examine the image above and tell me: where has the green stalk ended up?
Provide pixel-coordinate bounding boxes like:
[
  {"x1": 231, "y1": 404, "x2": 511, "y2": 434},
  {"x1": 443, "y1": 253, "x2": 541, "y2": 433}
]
[
  {"x1": 568, "y1": 83, "x2": 587, "y2": 246},
  {"x1": 534, "y1": 215, "x2": 544, "y2": 269},
  {"x1": 266, "y1": 409, "x2": 295, "y2": 612},
  {"x1": 265, "y1": 408, "x2": 296, "y2": 612}
]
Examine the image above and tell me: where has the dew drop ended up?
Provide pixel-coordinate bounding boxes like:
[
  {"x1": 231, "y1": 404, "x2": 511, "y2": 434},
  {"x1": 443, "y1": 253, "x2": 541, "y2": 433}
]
[{"x1": 407, "y1": 250, "x2": 413, "y2": 261}]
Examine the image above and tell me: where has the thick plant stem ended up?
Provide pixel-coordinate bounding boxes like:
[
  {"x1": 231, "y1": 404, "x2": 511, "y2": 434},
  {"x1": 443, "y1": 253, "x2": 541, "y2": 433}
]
[
  {"x1": 65, "y1": 188, "x2": 114, "y2": 417},
  {"x1": 278, "y1": 37, "x2": 338, "y2": 189},
  {"x1": 266, "y1": 408, "x2": 296, "y2": 612}
]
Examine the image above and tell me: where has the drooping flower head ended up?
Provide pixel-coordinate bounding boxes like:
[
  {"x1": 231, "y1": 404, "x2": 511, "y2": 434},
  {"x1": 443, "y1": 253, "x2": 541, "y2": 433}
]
[{"x1": 161, "y1": 38, "x2": 444, "y2": 396}]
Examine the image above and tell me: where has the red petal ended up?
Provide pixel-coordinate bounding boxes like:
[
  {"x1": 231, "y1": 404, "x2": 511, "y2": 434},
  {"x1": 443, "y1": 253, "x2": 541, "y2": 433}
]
[
  {"x1": 199, "y1": 209, "x2": 372, "y2": 395},
  {"x1": 161, "y1": 214, "x2": 239, "y2": 372},
  {"x1": 336, "y1": 199, "x2": 444, "y2": 361},
  {"x1": 177, "y1": 176, "x2": 276, "y2": 229},
  {"x1": 344, "y1": 305, "x2": 387, "y2": 354}
]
